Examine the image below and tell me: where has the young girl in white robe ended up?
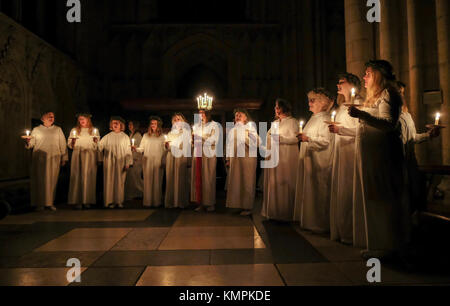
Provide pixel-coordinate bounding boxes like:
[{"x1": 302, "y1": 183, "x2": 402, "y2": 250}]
[
  {"x1": 25, "y1": 111, "x2": 68, "y2": 211},
  {"x1": 67, "y1": 114, "x2": 100, "y2": 209},
  {"x1": 328, "y1": 74, "x2": 362, "y2": 244},
  {"x1": 165, "y1": 113, "x2": 191, "y2": 209},
  {"x1": 262, "y1": 99, "x2": 299, "y2": 221},
  {"x1": 226, "y1": 108, "x2": 259, "y2": 216},
  {"x1": 134, "y1": 116, "x2": 166, "y2": 207},
  {"x1": 125, "y1": 120, "x2": 144, "y2": 200},
  {"x1": 294, "y1": 89, "x2": 334, "y2": 233},
  {"x1": 191, "y1": 110, "x2": 220, "y2": 212},
  {"x1": 98, "y1": 117, "x2": 133, "y2": 208}
]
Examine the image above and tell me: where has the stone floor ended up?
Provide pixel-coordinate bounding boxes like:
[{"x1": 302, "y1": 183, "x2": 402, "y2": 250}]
[{"x1": 0, "y1": 194, "x2": 449, "y2": 286}]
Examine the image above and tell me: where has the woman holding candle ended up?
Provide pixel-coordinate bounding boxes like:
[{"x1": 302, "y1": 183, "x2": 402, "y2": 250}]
[
  {"x1": 133, "y1": 116, "x2": 166, "y2": 207},
  {"x1": 125, "y1": 120, "x2": 144, "y2": 201},
  {"x1": 348, "y1": 60, "x2": 409, "y2": 259},
  {"x1": 98, "y1": 116, "x2": 133, "y2": 208},
  {"x1": 294, "y1": 89, "x2": 334, "y2": 233},
  {"x1": 262, "y1": 99, "x2": 299, "y2": 221},
  {"x1": 67, "y1": 113, "x2": 100, "y2": 209},
  {"x1": 397, "y1": 82, "x2": 441, "y2": 215},
  {"x1": 25, "y1": 111, "x2": 68, "y2": 211},
  {"x1": 328, "y1": 73, "x2": 363, "y2": 244},
  {"x1": 226, "y1": 108, "x2": 260, "y2": 216},
  {"x1": 191, "y1": 109, "x2": 220, "y2": 212},
  {"x1": 165, "y1": 113, "x2": 191, "y2": 209}
]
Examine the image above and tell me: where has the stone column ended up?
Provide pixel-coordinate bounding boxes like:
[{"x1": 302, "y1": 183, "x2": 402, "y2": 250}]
[
  {"x1": 379, "y1": 0, "x2": 399, "y2": 70},
  {"x1": 436, "y1": 0, "x2": 450, "y2": 165},
  {"x1": 344, "y1": 0, "x2": 375, "y2": 78},
  {"x1": 406, "y1": 0, "x2": 426, "y2": 162}
]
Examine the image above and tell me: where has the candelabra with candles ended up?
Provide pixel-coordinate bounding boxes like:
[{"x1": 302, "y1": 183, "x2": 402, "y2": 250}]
[{"x1": 197, "y1": 93, "x2": 214, "y2": 111}]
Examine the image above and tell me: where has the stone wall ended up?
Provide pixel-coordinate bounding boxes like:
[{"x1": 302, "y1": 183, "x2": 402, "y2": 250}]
[{"x1": 0, "y1": 12, "x2": 88, "y2": 181}]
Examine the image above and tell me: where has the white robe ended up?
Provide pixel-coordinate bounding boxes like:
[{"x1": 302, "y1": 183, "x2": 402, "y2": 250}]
[
  {"x1": 262, "y1": 116, "x2": 299, "y2": 221},
  {"x1": 165, "y1": 128, "x2": 190, "y2": 208},
  {"x1": 330, "y1": 104, "x2": 360, "y2": 243},
  {"x1": 294, "y1": 112, "x2": 334, "y2": 233},
  {"x1": 353, "y1": 89, "x2": 409, "y2": 252},
  {"x1": 399, "y1": 111, "x2": 429, "y2": 212},
  {"x1": 225, "y1": 122, "x2": 259, "y2": 210},
  {"x1": 67, "y1": 128, "x2": 99, "y2": 205},
  {"x1": 125, "y1": 132, "x2": 144, "y2": 200},
  {"x1": 137, "y1": 134, "x2": 166, "y2": 207},
  {"x1": 190, "y1": 121, "x2": 220, "y2": 207},
  {"x1": 26, "y1": 125, "x2": 68, "y2": 207},
  {"x1": 98, "y1": 132, "x2": 133, "y2": 206}
]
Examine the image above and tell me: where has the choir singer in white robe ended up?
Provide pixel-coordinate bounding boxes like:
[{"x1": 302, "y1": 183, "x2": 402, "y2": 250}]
[
  {"x1": 397, "y1": 81, "x2": 441, "y2": 215},
  {"x1": 262, "y1": 99, "x2": 299, "y2": 221},
  {"x1": 125, "y1": 120, "x2": 144, "y2": 200},
  {"x1": 294, "y1": 89, "x2": 334, "y2": 233},
  {"x1": 25, "y1": 111, "x2": 68, "y2": 211},
  {"x1": 67, "y1": 113, "x2": 100, "y2": 209},
  {"x1": 98, "y1": 117, "x2": 133, "y2": 208},
  {"x1": 226, "y1": 108, "x2": 260, "y2": 216},
  {"x1": 133, "y1": 116, "x2": 166, "y2": 207},
  {"x1": 328, "y1": 73, "x2": 362, "y2": 244},
  {"x1": 348, "y1": 60, "x2": 409, "y2": 259},
  {"x1": 191, "y1": 110, "x2": 221, "y2": 212},
  {"x1": 165, "y1": 113, "x2": 191, "y2": 209}
]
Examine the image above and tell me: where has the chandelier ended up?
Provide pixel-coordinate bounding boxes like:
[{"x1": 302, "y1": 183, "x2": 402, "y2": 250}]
[{"x1": 197, "y1": 93, "x2": 214, "y2": 111}]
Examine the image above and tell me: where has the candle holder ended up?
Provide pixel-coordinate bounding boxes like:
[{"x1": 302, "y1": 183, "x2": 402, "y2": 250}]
[
  {"x1": 426, "y1": 124, "x2": 446, "y2": 129},
  {"x1": 21, "y1": 130, "x2": 32, "y2": 139},
  {"x1": 324, "y1": 121, "x2": 342, "y2": 126}
]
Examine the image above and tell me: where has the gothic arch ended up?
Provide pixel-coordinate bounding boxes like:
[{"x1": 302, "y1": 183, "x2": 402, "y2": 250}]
[{"x1": 162, "y1": 33, "x2": 239, "y2": 98}]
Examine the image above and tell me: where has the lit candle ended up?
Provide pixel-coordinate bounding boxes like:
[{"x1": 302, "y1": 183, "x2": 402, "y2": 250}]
[
  {"x1": 351, "y1": 88, "x2": 356, "y2": 104},
  {"x1": 131, "y1": 138, "x2": 135, "y2": 146},
  {"x1": 331, "y1": 111, "x2": 337, "y2": 123},
  {"x1": 93, "y1": 128, "x2": 98, "y2": 136},
  {"x1": 26, "y1": 130, "x2": 30, "y2": 137},
  {"x1": 435, "y1": 113, "x2": 441, "y2": 126},
  {"x1": 299, "y1": 121, "x2": 304, "y2": 134},
  {"x1": 164, "y1": 135, "x2": 168, "y2": 142},
  {"x1": 72, "y1": 130, "x2": 77, "y2": 138}
]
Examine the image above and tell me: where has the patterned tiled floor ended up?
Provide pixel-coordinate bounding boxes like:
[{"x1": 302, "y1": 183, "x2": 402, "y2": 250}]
[{"x1": 1, "y1": 196, "x2": 450, "y2": 286}]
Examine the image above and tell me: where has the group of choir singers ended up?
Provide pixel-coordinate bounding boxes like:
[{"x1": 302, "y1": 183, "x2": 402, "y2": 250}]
[{"x1": 24, "y1": 60, "x2": 442, "y2": 259}]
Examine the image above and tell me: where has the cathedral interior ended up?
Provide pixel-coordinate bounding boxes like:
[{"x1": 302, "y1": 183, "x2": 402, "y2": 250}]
[{"x1": 0, "y1": 0, "x2": 449, "y2": 288}]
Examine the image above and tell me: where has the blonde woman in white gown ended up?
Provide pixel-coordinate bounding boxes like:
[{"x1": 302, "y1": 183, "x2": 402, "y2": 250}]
[
  {"x1": 67, "y1": 113, "x2": 100, "y2": 209},
  {"x1": 226, "y1": 108, "x2": 259, "y2": 216},
  {"x1": 25, "y1": 111, "x2": 68, "y2": 211},
  {"x1": 348, "y1": 60, "x2": 409, "y2": 259},
  {"x1": 125, "y1": 120, "x2": 144, "y2": 200},
  {"x1": 294, "y1": 89, "x2": 334, "y2": 233},
  {"x1": 98, "y1": 117, "x2": 133, "y2": 208},
  {"x1": 262, "y1": 99, "x2": 299, "y2": 221},
  {"x1": 133, "y1": 116, "x2": 166, "y2": 208},
  {"x1": 165, "y1": 113, "x2": 191, "y2": 209}
]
